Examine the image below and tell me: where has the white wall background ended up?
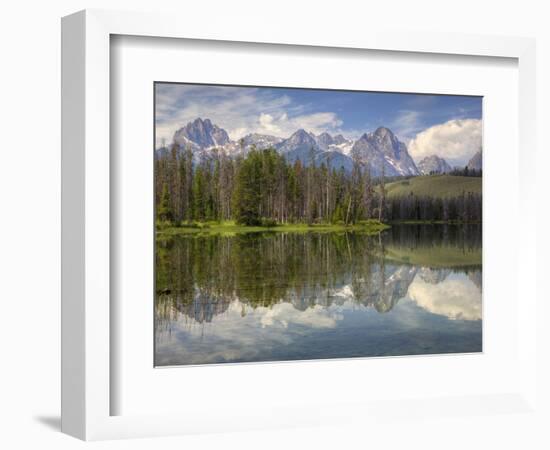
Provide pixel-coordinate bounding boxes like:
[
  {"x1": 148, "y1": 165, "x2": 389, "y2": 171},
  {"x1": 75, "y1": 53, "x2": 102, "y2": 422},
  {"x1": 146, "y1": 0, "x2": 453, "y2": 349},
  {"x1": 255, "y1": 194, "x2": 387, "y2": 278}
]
[{"x1": 0, "y1": 1, "x2": 547, "y2": 448}]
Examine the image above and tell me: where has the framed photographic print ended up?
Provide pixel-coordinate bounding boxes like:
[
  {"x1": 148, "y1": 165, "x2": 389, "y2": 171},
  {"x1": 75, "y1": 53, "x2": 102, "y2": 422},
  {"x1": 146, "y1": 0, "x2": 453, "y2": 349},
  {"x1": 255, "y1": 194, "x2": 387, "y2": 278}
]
[
  {"x1": 62, "y1": 9, "x2": 538, "y2": 441},
  {"x1": 153, "y1": 83, "x2": 483, "y2": 367}
]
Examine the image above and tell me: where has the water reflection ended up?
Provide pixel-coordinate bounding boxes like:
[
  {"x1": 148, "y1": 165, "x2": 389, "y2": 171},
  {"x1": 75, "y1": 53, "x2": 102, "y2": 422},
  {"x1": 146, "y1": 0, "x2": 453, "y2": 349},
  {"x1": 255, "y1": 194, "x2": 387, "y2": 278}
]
[
  {"x1": 408, "y1": 272, "x2": 482, "y2": 321},
  {"x1": 155, "y1": 225, "x2": 482, "y2": 366}
]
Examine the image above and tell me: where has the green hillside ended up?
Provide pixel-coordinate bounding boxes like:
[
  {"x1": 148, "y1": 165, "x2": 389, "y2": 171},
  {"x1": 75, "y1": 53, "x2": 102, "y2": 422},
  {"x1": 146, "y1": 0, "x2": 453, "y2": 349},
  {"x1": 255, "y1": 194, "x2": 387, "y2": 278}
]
[
  {"x1": 384, "y1": 245, "x2": 482, "y2": 268},
  {"x1": 385, "y1": 175, "x2": 482, "y2": 199}
]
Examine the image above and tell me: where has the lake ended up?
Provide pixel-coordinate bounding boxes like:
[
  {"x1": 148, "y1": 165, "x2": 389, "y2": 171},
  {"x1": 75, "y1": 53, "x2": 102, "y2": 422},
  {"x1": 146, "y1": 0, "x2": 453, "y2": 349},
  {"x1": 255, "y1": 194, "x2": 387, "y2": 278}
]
[{"x1": 155, "y1": 224, "x2": 482, "y2": 366}]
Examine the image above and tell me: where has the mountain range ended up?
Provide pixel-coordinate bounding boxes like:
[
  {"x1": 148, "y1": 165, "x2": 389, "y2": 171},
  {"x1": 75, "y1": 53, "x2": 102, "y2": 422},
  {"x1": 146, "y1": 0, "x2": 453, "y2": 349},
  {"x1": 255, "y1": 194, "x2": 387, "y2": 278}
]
[{"x1": 158, "y1": 117, "x2": 480, "y2": 177}]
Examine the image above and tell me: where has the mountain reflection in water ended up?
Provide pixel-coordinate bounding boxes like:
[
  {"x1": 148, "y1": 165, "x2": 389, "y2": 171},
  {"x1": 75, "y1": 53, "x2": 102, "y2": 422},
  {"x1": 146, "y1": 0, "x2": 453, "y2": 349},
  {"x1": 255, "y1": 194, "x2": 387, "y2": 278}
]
[{"x1": 155, "y1": 224, "x2": 482, "y2": 366}]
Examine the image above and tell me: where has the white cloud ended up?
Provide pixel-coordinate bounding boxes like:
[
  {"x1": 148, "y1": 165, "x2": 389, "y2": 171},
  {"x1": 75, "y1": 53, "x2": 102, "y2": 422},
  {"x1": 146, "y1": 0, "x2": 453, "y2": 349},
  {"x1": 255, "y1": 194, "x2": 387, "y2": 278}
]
[
  {"x1": 260, "y1": 302, "x2": 343, "y2": 329},
  {"x1": 155, "y1": 84, "x2": 345, "y2": 146},
  {"x1": 408, "y1": 119, "x2": 482, "y2": 167},
  {"x1": 251, "y1": 111, "x2": 343, "y2": 139},
  {"x1": 155, "y1": 298, "x2": 347, "y2": 364},
  {"x1": 407, "y1": 272, "x2": 482, "y2": 321}
]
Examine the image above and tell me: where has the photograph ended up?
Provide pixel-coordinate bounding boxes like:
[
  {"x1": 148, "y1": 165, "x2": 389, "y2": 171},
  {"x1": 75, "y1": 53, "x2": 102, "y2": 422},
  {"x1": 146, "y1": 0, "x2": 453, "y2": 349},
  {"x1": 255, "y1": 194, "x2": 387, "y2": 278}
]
[
  {"x1": 1, "y1": 1, "x2": 544, "y2": 446},
  {"x1": 154, "y1": 82, "x2": 483, "y2": 366}
]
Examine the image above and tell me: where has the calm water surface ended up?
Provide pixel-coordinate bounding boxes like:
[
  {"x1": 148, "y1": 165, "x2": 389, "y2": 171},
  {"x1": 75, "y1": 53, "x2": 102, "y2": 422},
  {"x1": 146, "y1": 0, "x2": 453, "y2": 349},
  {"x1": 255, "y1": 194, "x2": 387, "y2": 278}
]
[{"x1": 155, "y1": 224, "x2": 482, "y2": 366}]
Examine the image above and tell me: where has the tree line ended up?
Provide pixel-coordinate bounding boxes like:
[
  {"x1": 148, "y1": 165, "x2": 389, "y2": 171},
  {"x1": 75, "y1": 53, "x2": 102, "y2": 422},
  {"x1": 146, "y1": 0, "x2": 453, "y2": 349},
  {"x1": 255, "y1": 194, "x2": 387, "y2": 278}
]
[
  {"x1": 385, "y1": 192, "x2": 482, "y2": 222},
  {"x1": 448, "y1": 167, "x2": 482, "y2": 177},
  {"x1": 155, "y1": 144, "x2": 481, "y2": 225}
]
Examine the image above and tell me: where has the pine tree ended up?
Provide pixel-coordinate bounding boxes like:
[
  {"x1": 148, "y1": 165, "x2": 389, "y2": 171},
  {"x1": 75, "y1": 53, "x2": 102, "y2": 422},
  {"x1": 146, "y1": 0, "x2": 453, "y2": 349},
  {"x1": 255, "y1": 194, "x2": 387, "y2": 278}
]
[
  {"x1": 378, "y1": 164, "x2": 386, "y2": 221},
  {"x1": 363, "y1": 164, "x2": 374, "y2": 219},
  {"x1": 193, "y1": 167, "x2": 206, "y2": 221},
  {"x1": 184, "y1": 147, "x2": 194, "y2": 221},
  {"x1": 233, "y1": 150, "x2": 262, "y2": 225},
  {"x1": 157, "y1": 184, "x2": 173, "y2": 222}
]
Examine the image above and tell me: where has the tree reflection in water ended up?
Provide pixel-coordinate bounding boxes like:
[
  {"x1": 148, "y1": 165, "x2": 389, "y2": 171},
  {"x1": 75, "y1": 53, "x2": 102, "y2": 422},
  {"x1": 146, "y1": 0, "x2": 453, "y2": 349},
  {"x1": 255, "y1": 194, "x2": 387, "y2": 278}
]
[{"x1": 155, "y1": 224, "x2": 482, "y2": 365}]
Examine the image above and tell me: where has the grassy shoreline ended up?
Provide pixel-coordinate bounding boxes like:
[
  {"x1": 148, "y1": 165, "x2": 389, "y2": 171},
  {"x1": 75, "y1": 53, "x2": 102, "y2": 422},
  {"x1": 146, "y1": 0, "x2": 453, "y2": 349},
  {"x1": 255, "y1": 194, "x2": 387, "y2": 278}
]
[{"x1": 156, "y1": 220, "x2": 390, "y2": 236}]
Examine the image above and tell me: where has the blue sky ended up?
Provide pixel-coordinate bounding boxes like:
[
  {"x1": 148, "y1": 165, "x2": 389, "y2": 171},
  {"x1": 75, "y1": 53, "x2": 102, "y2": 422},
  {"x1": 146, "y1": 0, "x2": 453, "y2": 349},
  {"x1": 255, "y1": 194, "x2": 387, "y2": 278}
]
[{"x1": 155, "y1": 83, "x2": 482, "y2": 166}]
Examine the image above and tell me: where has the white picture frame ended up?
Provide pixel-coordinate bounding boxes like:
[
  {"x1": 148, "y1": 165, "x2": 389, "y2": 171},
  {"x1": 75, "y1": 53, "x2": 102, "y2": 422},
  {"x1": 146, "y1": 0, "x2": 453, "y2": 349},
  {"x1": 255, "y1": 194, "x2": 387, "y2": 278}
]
[{"x1": 61, "y1": 9, "x2": 537, "y2": 441}]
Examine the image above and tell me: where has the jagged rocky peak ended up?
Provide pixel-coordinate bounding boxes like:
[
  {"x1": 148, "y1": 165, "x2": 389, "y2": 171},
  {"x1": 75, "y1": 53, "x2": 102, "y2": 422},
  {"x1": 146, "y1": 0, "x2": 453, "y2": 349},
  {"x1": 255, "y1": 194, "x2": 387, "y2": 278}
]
[
  {"x1": 316, "y1": 133, "x2": 354, "y2": 155},
  {"x1": 417, "y1": 155, "x2": 452, "y2": 175},
  {"x1": 332, "y1": 134, "x2": 347, "y2": 145},
  {"x1": 173, "y1": 117, "x2": 230, "y2": 149},
  {"x1": 316, "y1": 132, "x2": 335, "y2": 148},
  {"x1": 371, "y1": 126, "x2": 395, "y2": 146},
  {"x1": 467, "y1": 151, "x2": 482, "y2": 171},
  {"x1": 291, "y1": 128, "x2": 317, "y2": 143},
  {"x1": 275, "y1": 129, "x2": 321, "y2": 164},
  {"x1": 373, "y1": 127, "x2": 403, "y2": 156},
  {"x1": 350, "y1": 127, "x2": 419, "y2": 177},
  {"x1": 374, "y1": 126, "x2": 394, "y2": 139},
  {"x1": 276, "y1": 129, "x2": 318, "y2": 154},
  {"x1": 357, "y1": 132, "x2": 370, "y2": 142}
]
